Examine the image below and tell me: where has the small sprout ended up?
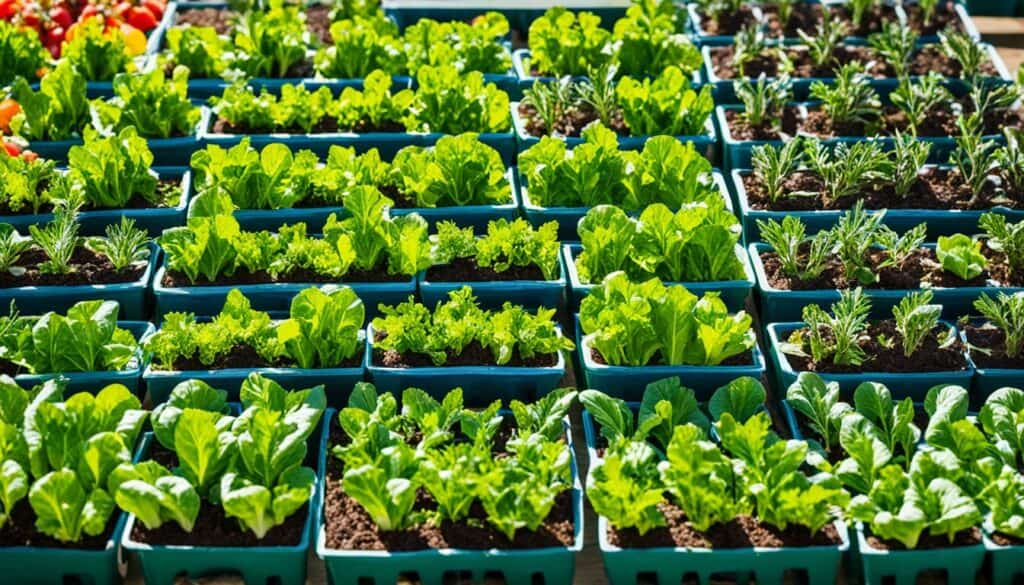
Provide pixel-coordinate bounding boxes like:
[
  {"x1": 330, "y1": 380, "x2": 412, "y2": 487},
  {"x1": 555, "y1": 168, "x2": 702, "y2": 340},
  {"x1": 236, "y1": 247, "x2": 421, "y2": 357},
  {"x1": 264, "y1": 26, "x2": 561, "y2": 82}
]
[
  {"x1": 886, "y1": 132, "x2": 930, "y2": 198},
  {"x1": 751, "y1": 139, "x2": 804, "y2": 203},
  {"x1": 868, "y1": 22, "x2": 918, "y2": 79},
  {"x1": 995, "y1": 128, "x2": 1024, "y2": 195},
  {"x1": 973, "y1": 291, "x2": 1024, "y2": 358},
  {"x1": 889, "y1": 72, "x2": 952, "y2": 137},
  {"x1": 87, "y1": 217, "x2": 151, "y2": 272},
  {"x1": 876, "y1": 223, "x2": 927, "y2": 271},
  {"x1": 831, "y1": 201, "x2": 887, "y2": 285},
  {"x1": 950, "y1": 113, "x2": 998, "y2": 202},
  {"x1": 846, "y1": 0, "x2": 879, "y2": 30},
  {"x1": 804, "y1": 140, "x2": 888, "y2": 202},
  {"x1": 809, "y1": 63, "x2": 881, "y2": 133},
  {"x1": 801, "y1": 287, "x2": 871, "y2": 366},
  {"x1": 735, "y1": 73, "x2": 792, "y2": 130},
  {"x1": 733, "y1": 23, "x2": 768, "y2": 74},
  {"x1": 915, "y1": 0, "x2": 940, "y2": 28},
  {"x1": 28, "y1": 208, "x2": 80, "y2": 275},
  {"x1": 522, "y1": 77, "x2": 575, "y2": 136},
  {"x1": 940, "y1": 30, "x2": 988, "y2": 82},
  {"x1": 980, "y1": 212, "x2": 1024, "y2": 277},
  {"x1": 799, "y1": 18, "x2": 848, "y2": 70},
  {"x1": 579, "y1": 64, "x2": 619, "y2": 129},
  {"x1": 758, "y1": 215, "x2": 836, "y2": 281},
  {"x1": 893, "y1": 290, "x2": 941, "y2": 358}
]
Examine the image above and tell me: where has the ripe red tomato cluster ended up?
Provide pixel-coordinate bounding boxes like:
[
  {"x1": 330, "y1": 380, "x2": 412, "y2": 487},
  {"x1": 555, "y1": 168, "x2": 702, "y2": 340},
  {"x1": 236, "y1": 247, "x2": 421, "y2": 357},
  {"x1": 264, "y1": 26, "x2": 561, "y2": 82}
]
[{"x1": 0, "y1": 0, "x2": 166, "y2": 57}]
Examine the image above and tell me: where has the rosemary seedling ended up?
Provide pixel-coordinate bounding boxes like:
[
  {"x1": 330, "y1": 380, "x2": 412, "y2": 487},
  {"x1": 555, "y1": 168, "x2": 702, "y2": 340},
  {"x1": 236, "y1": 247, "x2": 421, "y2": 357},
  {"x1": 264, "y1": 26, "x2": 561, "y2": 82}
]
[{"x1": 893, "y1": 290, "x2": 941, "y2": 358}]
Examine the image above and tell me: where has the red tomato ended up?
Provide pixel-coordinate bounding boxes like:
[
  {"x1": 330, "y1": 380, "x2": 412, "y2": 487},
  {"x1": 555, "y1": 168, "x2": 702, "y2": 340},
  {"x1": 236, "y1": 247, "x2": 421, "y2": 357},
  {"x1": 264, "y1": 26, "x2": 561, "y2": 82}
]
[
  {"x1": 142, "y1": 0, "x2": 162, "y2": 20},
  {"x1": 78, "y1": 4, "x2": 99, "y2": 20},
  {"x1": 113, "y1": 1, "x2": 130, "y2": 17},
  {"x1": 0, "y1": 99, "x2": 20, "y2": 133},
  {"x1": 48, "y1": 6, "x2": 70, "y2": 28},
  {"x1": 21, "y1": 10, "x2": 39, "y2": 29},
  {"x1": 126, "y1": 5, "x2": 156, "y2": 31},
  {"x1": 44, "y1": 24, "x2": 63, "y2": 45},
  {"x1": 2, "y1": 141, "x2": 20, "y2": 158},
  {"x1": 0, "y1": 0, "x2": 17, "y2": 20}
]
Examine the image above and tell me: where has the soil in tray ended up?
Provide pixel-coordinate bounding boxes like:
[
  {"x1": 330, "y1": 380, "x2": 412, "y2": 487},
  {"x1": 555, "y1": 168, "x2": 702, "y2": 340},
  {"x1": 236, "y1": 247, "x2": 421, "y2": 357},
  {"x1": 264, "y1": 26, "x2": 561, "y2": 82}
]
[
  {"x1": 902, "y1": 2, "x2": 965, "y2": 37},
  {"x1": 425, "y1": 257, "x2": 547, "y2": 282},
  {"x1": 607, "y1": 503, "x2": 842, "y2": 549},
  {"x1": 798, "y1": 100, "x2": 1024, "y2": 139},
  {"x1": 760, "y1": 246, "x2": 1023, "y2": 291},
  {"x1": 174, "y1": 6, "x2": 331, "y2": 43},
  {"x1": 865, "y1": 526, "x2": 981, "y2": 551},
  {"x1": 0, "y1": 247, "x2": 145, "y2": 288},
  {"x1": 783, "y1": 320, "x2": 968, "y2": 374},
  {"x1": 323, "y1": 419, "x2": 575, "y2": 552},
  {"x1": 710, "y1": 45, "x2": 996, "y2": 81},
  {"x1": 166, "y1": 342, "x2": 361, "y2": 371},
  {"x1": 373, "y1": 337, "x2": 558, "y2": 368},
  {"x1": 0, "y1": 501, "x2": 117, "y2": 549},
  {"x1": 722, "y1": 107, "x2": 801, "y2": 141},
  {"x1": 742, "y1": 167, "x2": 1024, "y2": 212},
  {"x1": 761, "y1": 3, "x2": 825, "y2": 38},
  {"x1": 0, "y1": 180, "x2": 181, "y2": 216},
  {"x1": 964, "y1": 324, "x2": 1024, "y2": 370},
  {"x1": 589, "y1": 346, "x2": 754, "y2": 368},
  {"x1": 162, "y1": 263, "x2": 409, "y2": 287},
  {"x1": 990, "y1": 532, "x2": 1024, "y2": 547},
  {"x1": 517, "y1": 102, "x2": 629, "y2": 139},
  {"x1": 211, "y1": 116, "x2": 405, "y2": 135},
  {"x1": 695, "y1": 5, "x2": 758, "y2": 36}
]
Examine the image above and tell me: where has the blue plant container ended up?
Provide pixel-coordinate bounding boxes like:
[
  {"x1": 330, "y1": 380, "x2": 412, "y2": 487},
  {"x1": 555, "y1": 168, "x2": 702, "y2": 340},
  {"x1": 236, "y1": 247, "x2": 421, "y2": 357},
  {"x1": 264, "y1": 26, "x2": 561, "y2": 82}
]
[
  {"x1": 984, "y1": 529, "x2": 1024, "y2": 585},
  {"x1": 151, "y1": 264, "x2": 416, "y2": 319},
  {"x1": 519, "y1": 170, "x2": 734, "y2": 241},
  {"x1": 121, "y1": 433, "x2": 315, "y2": 585},
  {"x1": 364, "y1": 323, "x2": 568, "y2": 405},
  {"x1": 732, "y1": 167, "x2": 1024, "y2": 241},
  {"x1": 28, "y1": 108, "x2": 210, "y2": 166},
  {"x1": 388, "y1": 168, "x2": 521, "y2": 229},
  {"x1": 856, "y1": 523, "x2": 985, "y2": 585},
  {"x1": 0, "y1": 168, "x2": 190, "y2": 236},
  {"x1": 749, "y1": 243, "x2": 1023, "y2": 321},
  {"x1": 0, "y1": 431, "x2": 146, "y2": 585},
  {"x1": 419, "y1": 251, "x2": 567, "y2": 310},
  {"x1": 314, "y1": 403, "x2": 584, "y2": 585},
  {"x1": 600, "y1": 514, "x2": 850, "y2": 585},
  {"x1": 562, "y1": 243, "x2": 754, "y2": 312},
  {"x1": 512, "y1": 101, "x2": 718, "y2": 162},
  {"x1": 576, "y1": 319, "x2": 767, "y2": 402},
  {"x1": 702, "y1": 43, "x2": 1009, "y2": 104},
  {"x1": 766, "y1": 322, "x2": 974, "y2": 401},
  {"x1": 142, "y1": 330, "x2": 365, "y2": 406},
  {"x1": 231, "y1": 205, "x2": 348, "y2": 232},
  {"x1": 0, "y1": 242, "x2": 159, "y2": 320},
  {"x1": 15, "y1": 321, "x2": 153, "y2": 396}
]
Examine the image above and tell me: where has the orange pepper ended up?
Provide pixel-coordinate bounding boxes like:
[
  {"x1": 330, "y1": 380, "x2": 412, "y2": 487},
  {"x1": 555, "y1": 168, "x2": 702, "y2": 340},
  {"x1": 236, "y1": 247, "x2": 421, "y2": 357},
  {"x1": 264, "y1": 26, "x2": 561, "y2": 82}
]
[{"x1": 0, "y1": 99, "x2": 20, "y2": 134}]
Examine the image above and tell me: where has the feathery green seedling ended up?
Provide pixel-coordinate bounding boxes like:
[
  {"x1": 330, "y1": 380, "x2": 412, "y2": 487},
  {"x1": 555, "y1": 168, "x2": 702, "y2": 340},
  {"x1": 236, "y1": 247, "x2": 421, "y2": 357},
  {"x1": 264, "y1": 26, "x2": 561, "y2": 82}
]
[
  {"x1": 579, "y1": 64, "x2": 619, "y2": 128},
  {"x1": 802, "y1": 287, "x2": 871, "y2": 366},
  {"x1": 940, "y1": 30, "x2": 988, "y2": 82},
  {"x1": 995, "y1": 128, "x2": 1024, "y2": 194},
  {"x1": 751, "y1": 139, "x2": 804, "y2": 202},
  {"x1": 892, "y1": 290, "x2": 942, "y2": 358},
  {"x1": 799, "y1": 18, "x2": 847, "y2": 71},
  {"x1": 809, "y1": 63, "x2": 881, "y2": 133},
  {"x1": 980, "y1": 212, "x2": 1024, "y2": 277},
  {"x1": 950, "y1": 113, "x2": 998, "y2": 203},
  {"x1": 758, "y1": 216, "x2": 836, "y2": 281},
  {"x1": 889, "y1": 72, "x2": 952, "y2": 137},
  {"x1": 973, "y1": 291, "x2": 1024, "y2": 358},
  {"x1": 735, "y1": 73, "x2": 792, "y2": 130},
  {"x1": 804, "y1": 140, "x2": 888, "y2": 201},
  {"x1": 885, "y1": 132, "x2": 930, "y2": 198},
  {"x1": 868, "y1": 23, "x2": 918, "y2": 79}
]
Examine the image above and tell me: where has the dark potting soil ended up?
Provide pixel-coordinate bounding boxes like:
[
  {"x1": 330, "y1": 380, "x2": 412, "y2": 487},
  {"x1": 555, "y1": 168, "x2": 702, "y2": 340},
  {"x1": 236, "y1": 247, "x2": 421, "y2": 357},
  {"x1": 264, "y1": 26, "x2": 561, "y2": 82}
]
[
  {"x1": 784, "y1": 320, "x2": 968, "y2": 374},
  {"x1": 163, "y1": 263, "x2": 408, "y2": 287},
  {"x1": 723, "y1": 107, "x2": 801, "y2": 141},
  {"x1": 742, "y1": 166, "x2": 1024, "y2": 212},
  {"x1": 589, "y1": 347, "x2": 754, "y2": 368},
  {"x1": 305, "y1": 4, "x2": 334, "y2": 45},
  {"x1": 213, "y1": 117, "x2": 405, "y2": 136},
  {"x1": 133, "y1": 501, "x2": 307, "y2": 547},
  {"x1": 829, "y1": 4, "x2": 896, "y2": 38},
  {"x1": 0, "y1": 247, "x2": 145, "y2": 288},
  {"x1": 174, "y1": 8, "x2": 239, "y2": 35},
  {"x1": 800, "y1": 100, "x2": 1024, "y2": 139},
  {"x1": 711, "y1": 44, "x2": 995, "y2": 81},
  {"x1": 0, "y1": 501, "x2": 116, "y2": 549},
  {"x1": 761, "y1": 3, "x2": 825, "y2": 38},
  {"x1": 323, "y1": 417, "x2": 574, "y2": 552},
  {"x1": 0, "y1": 358, "x2": 19, "y2": 377},
  {"x1": 990, "y1": 531, "x2": 1024, "y2": 547},
  {"x1": 374, "y1": 338, "x2": 558, "y2": 368},
  {"x1": 760, "y1": 246, "x2": 1022, "y2": 291},
  {"x1": 964, "y1": 324, "x2": 1024, "y2": 369},
  {"x1": 902, "y1": 2, "x2": 965, "y2": 37},
  {"x1": 517, "y1": 102, "x2": 629, "y2": 139},
  {"x1": 425, "y1": 257, "x2": 547, "y2": 282},
  {"x1": 607, "y1": 503, "x2": 842, "y2": 549},
  {"x1": 696, "y1": 5, "x2": 758, "y2": 36},
  {"x1": 168, "y1": 343, "x2": 363, "y2": 371},
  {"x1": 865, "y1": 526, "x2": 981, "y2": 551}
]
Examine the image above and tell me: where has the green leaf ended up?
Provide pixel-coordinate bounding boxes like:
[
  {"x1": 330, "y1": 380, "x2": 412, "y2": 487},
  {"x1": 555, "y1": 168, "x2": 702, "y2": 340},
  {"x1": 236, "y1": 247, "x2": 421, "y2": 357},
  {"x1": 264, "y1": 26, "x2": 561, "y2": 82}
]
[{"x1": 708, "y1": 377, "x2": 765, "y2": 423}]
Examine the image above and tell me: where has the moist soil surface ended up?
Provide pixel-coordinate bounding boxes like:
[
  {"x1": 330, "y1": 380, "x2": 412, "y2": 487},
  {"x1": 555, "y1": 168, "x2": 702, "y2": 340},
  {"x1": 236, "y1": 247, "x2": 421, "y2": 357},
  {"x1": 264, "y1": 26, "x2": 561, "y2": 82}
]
[
  {"x1": 742, "y1": 167, "x2": 1024, "y2": 212},
  {"x1": 0, "y1": 248, "x2": 146, "y2": 288},
  {"x1": 212, "y1": 116, "x2": 405, "y2": 136},
  {"x1": 783, "y1": 320, "x2": 968, "y2": 374},
  {"x1": 608, "y1": 503, "x2": 842, "y2": 549},
  {"x1": 796, "y1": 100, "x2": 1024, "y2": 139},
  {"x1": 374, "y1": 337, "x2": 558, "y2": 368},
  {"x1": 710, "y1": 44, "x2": 996, "y2": 80},
  {"x1": 323, "y1": 418, "x2": 575, "y2": 552},
  {"x1": 163, "y1": 264, "x2": 408, "y2": 287},
  {"x1": 304, "y1": 4, "x2": 334, "y2": 45},
  {"x1": 761, "y1": 246, "x2": 1022, "y2": 291},
  {"x1": 133, "y1": 502, "x2": 308, "y2": 547},
  {"x1": 964, "y1": 324, "x2": 1024, "y2": 369},
  {"x1": 865, "y1": 527, "x2": 981, "y2": 550},
  {"x1": 696, "y1": 5, "x2": 758, "y2": 36},
  {"x1": 175, "y1": 8, "x2": 238, "y2": 35},
  {"x1": 902, "y1": 2, "x2": 965, "y2": 37},
  {"x1": 168, "y1": 344, "x2": 360, "y2": 371},
  {"x1": 723, "y1": 107, "x2": 801, "y2": 141},
  {"x1": 0, "y1": 501, "x2": 118, "y2": 549},
  {"x1": 518, "y1": 102, "x2": 629, "y2": 139},
  {"x1": 761, "y1": 3, "x2": 825, "y2": 37},
  {"x1": 425, "y1": 257, "x2": 547, "y2": 282},
  {"x1": 590, "y1": 347, "x2": 754, "y2": 368}
]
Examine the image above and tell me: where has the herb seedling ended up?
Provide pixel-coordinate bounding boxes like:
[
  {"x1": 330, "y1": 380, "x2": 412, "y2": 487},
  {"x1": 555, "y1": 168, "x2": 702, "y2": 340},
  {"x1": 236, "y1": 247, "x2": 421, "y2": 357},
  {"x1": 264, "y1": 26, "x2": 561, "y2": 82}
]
[
  {"x1": 799, "y1": 18, "x2": 847, "y2": 71},
  {"x1": 886, "y1": 132, "x2": 930, "y2": 198},
  {"x1": 751, "y1": 139, "x2": 804, "y2": 203},
  {"x1": 892, "y1": 290, "x2": 942, "y2": 358},
  {"x1": 758, "y1": 216, "x2": 836, "y2": 281},
  {"x1": 732, "y1": 23, "x2": 768, "y2": 75},
  {"x1": 889, "y1": 72, "x2": 952, "y2": 137},
  {"x1": 804, "y1": 140, "x2": 888, "y2": 202},
  {"x1": 521, "y1": 77, "x2": 574, "y2": 136},
  {"x1": 973, "y1": 291, "x2": 1024, "y2": 358},
  {"x1": 915, "y1": 0, "x2": 940, "y2": 27},
  {"x1": 846, "y1": 0, "x2": 878, "y2": 31},
  {"x1": 831, "y1": 201, "x2": 889, "y2": 285},
  {"x1": 28, "y1": 208, "x2": 79, "y2": 275},
  {"x1": 800, "y1": 287, "x2": 871, "y2": 367},
  {"x1": 735, "y1": 73, "x2": 791, "y2": 131},
  {"x1": 809, "y1": 63, "x2": 881, "y2": 134},
  {"x1": 867, "y1": 22, "x2": 918, "y2": 79},
  {"x1": 980, "y1": 212, "x2": 1024, "y2": 277},
  {"x1": 950, "y1": 113, "x2": 998, "y2": 203},
  {"x1": 579, "y1": 64, "x2": 620, "y2": 129},
  {"x1": 940, "y1": 30, "x2": 988, "y2": 82},
  {"x1": 0, "y1": 225, "x2": 30, "y2": 273},
  {"x1": 86, "y1": 218, "x2": 151, "y2": 272},
  {"x1": 995, "y1": 128, "x2": 1024, "y2": 195}
]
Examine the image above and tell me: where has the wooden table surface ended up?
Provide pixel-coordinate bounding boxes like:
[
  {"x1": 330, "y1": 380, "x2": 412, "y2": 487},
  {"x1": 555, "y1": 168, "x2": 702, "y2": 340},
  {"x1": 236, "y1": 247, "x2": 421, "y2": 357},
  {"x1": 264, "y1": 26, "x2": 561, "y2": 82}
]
[{"x1": 143, "y1": 16, "x2": 1024, "y2": 585}]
